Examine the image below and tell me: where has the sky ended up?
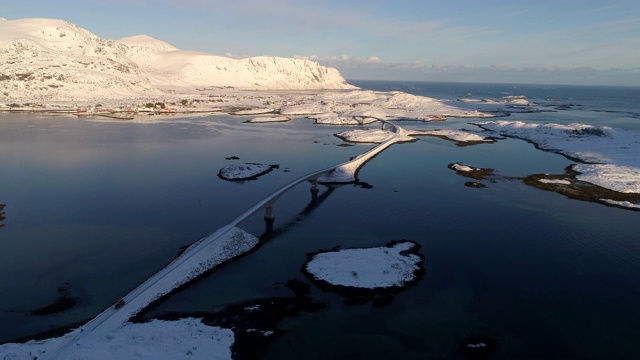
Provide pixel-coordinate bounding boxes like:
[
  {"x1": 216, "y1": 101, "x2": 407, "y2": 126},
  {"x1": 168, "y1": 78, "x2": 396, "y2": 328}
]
[{"x1": 3, "y1": 0, "x2": 640, "y2": 86}]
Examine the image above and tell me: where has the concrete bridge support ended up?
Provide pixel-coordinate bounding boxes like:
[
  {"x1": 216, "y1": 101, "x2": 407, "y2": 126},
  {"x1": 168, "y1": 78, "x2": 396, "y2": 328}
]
[{"x1": 264, "y1": 205, "x2": 275, "y2": 221}]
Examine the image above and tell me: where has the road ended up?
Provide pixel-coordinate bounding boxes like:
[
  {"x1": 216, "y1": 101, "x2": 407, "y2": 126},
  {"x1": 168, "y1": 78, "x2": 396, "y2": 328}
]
[{"x1": 44, "y1": 118, "x2": 409, "y2": 359}]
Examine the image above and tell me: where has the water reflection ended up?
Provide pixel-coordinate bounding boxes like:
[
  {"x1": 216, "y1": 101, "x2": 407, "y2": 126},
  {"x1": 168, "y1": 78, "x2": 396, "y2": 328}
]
[
  {"x1": 260, "y1": 184, "x2": 338, "y2": 238},
  {"x1": 0, "y1": 203, "x2": 5, "y2": 228}
]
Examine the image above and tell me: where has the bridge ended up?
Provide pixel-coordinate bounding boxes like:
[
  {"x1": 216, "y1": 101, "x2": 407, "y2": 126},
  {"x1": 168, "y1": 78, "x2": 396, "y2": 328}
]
[{"x1": 44, "y1": 118, "x2": 414, "y2": 359}]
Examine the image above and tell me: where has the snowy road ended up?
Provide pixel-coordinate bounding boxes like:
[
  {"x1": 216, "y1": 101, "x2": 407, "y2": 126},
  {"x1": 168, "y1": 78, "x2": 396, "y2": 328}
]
[{"x1": 45, "y1": 225, "x2": 245, "y2": 360}]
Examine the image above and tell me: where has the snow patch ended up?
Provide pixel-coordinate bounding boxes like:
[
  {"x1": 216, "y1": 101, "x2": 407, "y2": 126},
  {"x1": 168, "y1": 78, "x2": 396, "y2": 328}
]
[
  {"x1": 538, "y1": 178, "x2": 572, "y2": 185},
  {"x1": 572, "y1": 164, "x2": 640, "y2": 193},
  {"x1": 245, "y1": 115, "x2": 290, "y2": 123},
  {"x1": 231, "y1": 108, "x2": 275, "y2": 115},
  {"x1": 600, "y1": 199, "x2": 640, "y2": 209},
  {"x1": 450, "y1": 163, "x2": 478, "y2": 172}
]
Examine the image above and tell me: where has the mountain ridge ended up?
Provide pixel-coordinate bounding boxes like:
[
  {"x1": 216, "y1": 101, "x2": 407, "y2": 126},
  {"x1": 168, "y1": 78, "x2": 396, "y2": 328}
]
[{"x1": 0, "y1": 18, "x2": 355, "y2": 102}]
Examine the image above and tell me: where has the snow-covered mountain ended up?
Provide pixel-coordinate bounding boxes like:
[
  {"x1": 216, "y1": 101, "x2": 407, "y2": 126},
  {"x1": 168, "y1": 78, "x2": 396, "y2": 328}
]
[
  {"x1": 0, "y1": 18, "x2": 354, "y2": 102},
  {"x1": 119, "y1": 35, "x2": 352, "y2": 90}
]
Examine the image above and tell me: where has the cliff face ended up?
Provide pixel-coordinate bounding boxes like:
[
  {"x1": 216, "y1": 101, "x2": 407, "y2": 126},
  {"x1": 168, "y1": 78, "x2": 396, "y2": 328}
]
[{"x1": 0, "y1": 18, "x2": 355, "y2": 101}]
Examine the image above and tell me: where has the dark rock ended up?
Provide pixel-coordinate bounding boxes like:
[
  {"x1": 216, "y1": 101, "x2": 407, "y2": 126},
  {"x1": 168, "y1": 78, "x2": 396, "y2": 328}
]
[{"x1": 465, "y1": 182, "x2": 487, "y2": 188}]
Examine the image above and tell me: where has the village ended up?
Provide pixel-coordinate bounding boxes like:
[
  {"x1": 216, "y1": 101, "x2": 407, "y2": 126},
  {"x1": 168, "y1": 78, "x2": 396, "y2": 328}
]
[{"x1": 0, "y1": 96, "x2": 240, "y2": 119}]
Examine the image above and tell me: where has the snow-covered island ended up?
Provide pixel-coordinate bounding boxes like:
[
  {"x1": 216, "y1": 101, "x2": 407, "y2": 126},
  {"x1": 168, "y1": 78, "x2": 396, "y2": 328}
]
[
  {"x1": 448, "y1": 162, "x2": 496, "y2": 182},
  {"x1": 335, "y1": 128, "x2": 397, "y2": 143},
  {"x1": 218, "y1": 163, "x2": 279, "y2": 181},
  {"x1": 476, "y1": 121, "x2": 640, "y2": 209},
  {"x1": 303, "y1": 241, "x2": 425, "y2": 305},
  {"x1": 421, "y1": 129, "x2": 496, "y2": 146},
  {"x1": 244, "y1": 115, "x2": 290, "y2": 123}
]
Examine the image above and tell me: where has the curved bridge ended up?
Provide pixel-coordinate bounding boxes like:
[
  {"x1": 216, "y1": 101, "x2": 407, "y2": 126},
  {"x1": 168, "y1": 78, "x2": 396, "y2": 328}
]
[
  {"x1": 230, "y1": 118, "x2": 409, "y2": 225},
  {"x1": 45, "y1": 118, "x2": 412, "y2": 360}
]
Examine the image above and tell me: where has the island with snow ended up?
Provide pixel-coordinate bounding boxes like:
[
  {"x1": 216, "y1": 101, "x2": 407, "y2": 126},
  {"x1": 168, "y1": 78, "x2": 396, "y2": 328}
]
[
  {"x1": 475, "y1": 121, "x2": 640, "y2": 209},
  {"x1": 303, "y1": 241, "x2": 425, "y2": 306},
  {"x1": 218, "y1": 163, "x2": 279, "y2": 181}
]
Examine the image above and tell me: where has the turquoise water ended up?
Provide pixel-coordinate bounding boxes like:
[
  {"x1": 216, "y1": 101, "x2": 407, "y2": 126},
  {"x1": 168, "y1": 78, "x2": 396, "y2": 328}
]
[{"x1": 1, "y1": 82, "x2": 639, "y2": 359}]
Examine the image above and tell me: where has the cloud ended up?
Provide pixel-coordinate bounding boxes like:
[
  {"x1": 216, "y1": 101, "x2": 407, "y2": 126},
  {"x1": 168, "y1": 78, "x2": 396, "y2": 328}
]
[{"x1": 296, "y1": 54, "x2": 383, "y2": 65}]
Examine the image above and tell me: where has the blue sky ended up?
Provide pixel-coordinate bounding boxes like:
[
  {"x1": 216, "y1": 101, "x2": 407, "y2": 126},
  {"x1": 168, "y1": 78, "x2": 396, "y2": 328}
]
[{"x1": 4, "y1": 0, "x2": 640, "y2": 85}]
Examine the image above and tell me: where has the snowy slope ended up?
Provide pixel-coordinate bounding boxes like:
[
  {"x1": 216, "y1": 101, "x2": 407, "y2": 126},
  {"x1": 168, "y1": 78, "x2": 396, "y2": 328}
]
[
  {"x1": 0, "y1": 18, "x2": 354, "y2": 101},
  {"x1": 120, "y1": 35, "x2": 353, "y2": 90},
  {"x1": 0, "y1": 18, "x2": 160, "y2": 101}
]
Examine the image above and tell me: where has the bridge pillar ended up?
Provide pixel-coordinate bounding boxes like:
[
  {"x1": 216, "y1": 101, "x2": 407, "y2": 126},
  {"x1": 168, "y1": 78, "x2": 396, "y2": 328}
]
[
  {"x1": 264, "y1": 206, "x2": 275, "y2": 233},
  {"x1": 264, "y1": 205, "x2": 275, "y2": 221},
  {"x1": 310, "y1": 178, "x2": 319, "y2": 201}
]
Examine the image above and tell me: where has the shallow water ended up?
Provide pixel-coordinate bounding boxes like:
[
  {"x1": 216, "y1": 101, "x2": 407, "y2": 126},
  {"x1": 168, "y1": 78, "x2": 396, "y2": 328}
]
[{"x1": 1, "y1": 82, "x2": 640, "y2": 359}]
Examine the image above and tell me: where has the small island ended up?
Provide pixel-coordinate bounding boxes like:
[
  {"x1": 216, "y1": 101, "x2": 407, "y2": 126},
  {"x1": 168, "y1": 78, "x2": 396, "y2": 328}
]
[
  {"x1": 218, "y1": 163, "x2": 279, "y2": 181},
  {"x1": 303, "y1": 241, "x2": 425, "y2": 305}
]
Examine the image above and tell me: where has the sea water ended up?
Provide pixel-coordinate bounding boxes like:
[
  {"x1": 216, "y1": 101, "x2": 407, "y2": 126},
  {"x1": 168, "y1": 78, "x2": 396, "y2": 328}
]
[{"x1": 1, "y1": 82, "x2": 639, "y2": 359}]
